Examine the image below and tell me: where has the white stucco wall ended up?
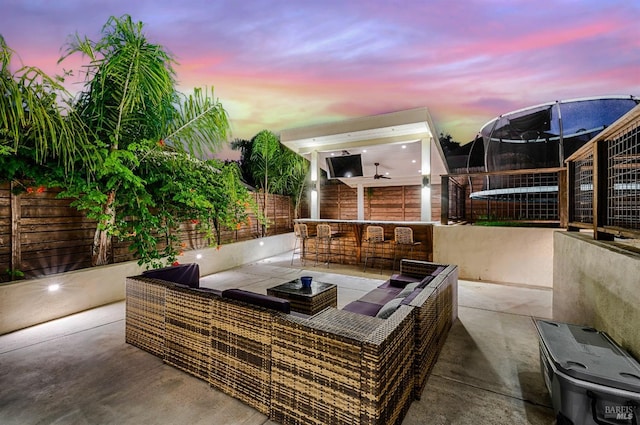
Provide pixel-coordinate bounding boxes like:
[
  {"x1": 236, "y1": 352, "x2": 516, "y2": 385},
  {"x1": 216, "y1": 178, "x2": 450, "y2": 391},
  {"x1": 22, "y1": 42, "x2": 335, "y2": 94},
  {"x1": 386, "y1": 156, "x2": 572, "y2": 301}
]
[
  {"x1": 0, "y1": 233, "x2": 294, "y2": 335},
  {"x1": 553, "y1": 231, "x2": 640, "y2": 359},
  {"x1": 433, "y1": 225, "x2": 557, "y2": 287}
]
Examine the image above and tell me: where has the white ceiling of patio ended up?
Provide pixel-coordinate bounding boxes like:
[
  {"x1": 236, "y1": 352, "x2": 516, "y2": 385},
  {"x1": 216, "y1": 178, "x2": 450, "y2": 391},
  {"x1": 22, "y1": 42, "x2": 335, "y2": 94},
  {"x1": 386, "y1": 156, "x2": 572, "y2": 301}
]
[{"x1": 280, "y1": 107, "x2": 449, "y2": 188}]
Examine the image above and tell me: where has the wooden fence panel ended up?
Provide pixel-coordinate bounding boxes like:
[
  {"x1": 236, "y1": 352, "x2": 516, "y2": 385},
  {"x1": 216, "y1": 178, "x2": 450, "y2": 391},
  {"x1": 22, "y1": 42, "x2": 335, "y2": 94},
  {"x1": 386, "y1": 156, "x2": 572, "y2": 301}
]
[
  {"x1": 368, "y1": 186, "x2": 407, "y2": 220},
  {"x1": 0, "y1": 183, "x2": 294, "y2": 281},
  {"x1": 320, "y1": 183, "x2": 340, "y2": 218},
  {"x1": 0, "y1": 176, "x2": 438, "y2": 281},
  {"x1": 428, "y1": 184, "x2": 441, "y2": 221},
  {"x1": 320, "y1": 183, "x2": 358, "y2": 219},
  {"x1": 320, "y1": 183, "x2": 435, "y2": 221},
  {"x1": 338, "y1": 185, "x2": 358, "y2": 219},
  {"x1": 404, "y1": 186, "x2": 421, "y2": 221},
  {"x1": 0, "y1": 183, "x2": 11, "y2": 278},
  {"x1": 14, "y1": 188, "x2": 96, "y2": 278},
  {"x1": 270, "y1": 194, "x2": 291, "y2": 235}
]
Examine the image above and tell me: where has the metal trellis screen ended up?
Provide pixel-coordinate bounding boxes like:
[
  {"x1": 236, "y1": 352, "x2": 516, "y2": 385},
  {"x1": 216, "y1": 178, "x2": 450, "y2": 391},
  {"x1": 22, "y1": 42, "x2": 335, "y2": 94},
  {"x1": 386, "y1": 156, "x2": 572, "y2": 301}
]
[
  {"x1": 572, "y1": 155, "x2": 594, "y2": 225},
  {"x1": 442, "y1": 168, "x2": 564, "y2": 224},
  {"x1": 607, "y1": 121, "x2": 640, "y2": 229},
  {"x1": 566, "y1": 104, "x2": 640, "y2": 239}
]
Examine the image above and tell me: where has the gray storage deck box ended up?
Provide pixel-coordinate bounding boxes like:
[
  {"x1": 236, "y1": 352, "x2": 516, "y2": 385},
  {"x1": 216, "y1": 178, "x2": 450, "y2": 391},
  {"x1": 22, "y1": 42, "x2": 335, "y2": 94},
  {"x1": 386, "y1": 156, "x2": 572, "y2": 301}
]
[{"x1": 534, "y1": 319, "x2": 640, "y2": 425}]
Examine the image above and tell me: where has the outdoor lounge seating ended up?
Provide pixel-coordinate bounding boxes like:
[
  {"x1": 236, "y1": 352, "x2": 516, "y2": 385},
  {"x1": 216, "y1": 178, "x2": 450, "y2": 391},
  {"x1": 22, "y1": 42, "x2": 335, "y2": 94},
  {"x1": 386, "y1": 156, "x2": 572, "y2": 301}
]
[
  {"x1": 343, "y1": 263, "x2": 445, "y2": 318},
  {"x1": 125, "y1": 259, "x2": 458, "y2": 425}
]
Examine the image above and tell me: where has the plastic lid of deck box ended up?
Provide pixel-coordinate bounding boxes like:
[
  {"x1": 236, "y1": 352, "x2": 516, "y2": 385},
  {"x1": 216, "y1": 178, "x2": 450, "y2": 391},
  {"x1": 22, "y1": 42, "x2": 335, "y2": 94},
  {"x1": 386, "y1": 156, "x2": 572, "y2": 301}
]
[{"x1": 534, "y1": 319, "x2": 640, "y2": 393}]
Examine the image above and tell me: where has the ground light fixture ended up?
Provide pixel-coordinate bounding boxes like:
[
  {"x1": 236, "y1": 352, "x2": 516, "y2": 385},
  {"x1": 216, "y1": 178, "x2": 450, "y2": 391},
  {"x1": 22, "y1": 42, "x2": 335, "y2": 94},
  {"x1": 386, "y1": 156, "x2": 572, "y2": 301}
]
[{"x1": 48, "y1": 284, "x2": 60, "y2": 292}]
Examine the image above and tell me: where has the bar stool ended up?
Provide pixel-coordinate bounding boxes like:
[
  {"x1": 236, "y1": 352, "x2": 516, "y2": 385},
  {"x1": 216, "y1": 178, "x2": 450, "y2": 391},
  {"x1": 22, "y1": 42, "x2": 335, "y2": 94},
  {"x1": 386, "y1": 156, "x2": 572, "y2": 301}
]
[
  {"x1": 393, "y1": 226, "x2": 421, "y2": 271},
  {"x1": 315, "y1": 223, "x2": 334, "y2": 267},
  {"x1": 291, "y1": 223, "x2": 308, "y2": 265},
  {"x1": 363, "y1": 225, "x2": 388, "y2": 273}
]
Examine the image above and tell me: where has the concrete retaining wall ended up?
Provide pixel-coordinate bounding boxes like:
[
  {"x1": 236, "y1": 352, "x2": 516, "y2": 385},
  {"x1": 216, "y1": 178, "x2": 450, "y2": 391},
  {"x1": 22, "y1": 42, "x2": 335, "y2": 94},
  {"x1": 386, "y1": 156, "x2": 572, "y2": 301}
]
[
  {"x1": 553, "y1": 232, "x2": 640, "y2": 359},
  {"x1": 433, "y1": 225, "x2": 556, "y2": 288},
  {"x1": 0, "y1": 233, "x2": 295, "y2": 335}
]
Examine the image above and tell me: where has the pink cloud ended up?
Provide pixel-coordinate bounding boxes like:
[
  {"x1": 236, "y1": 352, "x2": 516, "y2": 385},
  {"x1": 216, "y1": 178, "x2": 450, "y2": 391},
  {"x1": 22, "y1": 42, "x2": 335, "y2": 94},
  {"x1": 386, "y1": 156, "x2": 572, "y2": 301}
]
[{"x1": 2, "y1": 0, "x2": 638, "y2": 148}]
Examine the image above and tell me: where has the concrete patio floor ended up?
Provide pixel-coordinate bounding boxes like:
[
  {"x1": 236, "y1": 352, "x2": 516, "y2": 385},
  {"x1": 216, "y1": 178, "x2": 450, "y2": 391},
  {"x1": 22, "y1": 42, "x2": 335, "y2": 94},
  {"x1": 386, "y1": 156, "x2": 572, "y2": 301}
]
[{"x1": 0, "y1": 253, "x2": 556, "y2": 424}]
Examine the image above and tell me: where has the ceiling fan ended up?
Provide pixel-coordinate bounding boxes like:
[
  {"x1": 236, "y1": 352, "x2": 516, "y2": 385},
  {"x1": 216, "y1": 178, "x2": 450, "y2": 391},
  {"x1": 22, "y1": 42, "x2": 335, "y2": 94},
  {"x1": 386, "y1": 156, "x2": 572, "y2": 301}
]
[{"x1": 372, "y1": 162, "x2": 391, "y2": 180}]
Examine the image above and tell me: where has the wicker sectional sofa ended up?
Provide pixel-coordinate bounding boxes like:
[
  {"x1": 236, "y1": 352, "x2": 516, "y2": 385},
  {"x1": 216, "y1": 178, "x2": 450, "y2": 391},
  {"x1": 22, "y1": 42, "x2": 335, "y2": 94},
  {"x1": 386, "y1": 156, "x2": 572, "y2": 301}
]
[{"x1": 125, "y1": 260, "x2": 458, "y2": 425}]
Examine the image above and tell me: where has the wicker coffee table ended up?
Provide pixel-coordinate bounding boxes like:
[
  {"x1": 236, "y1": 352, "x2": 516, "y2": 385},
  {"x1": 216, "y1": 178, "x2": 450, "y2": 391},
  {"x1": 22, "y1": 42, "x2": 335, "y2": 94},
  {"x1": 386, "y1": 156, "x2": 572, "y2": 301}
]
[{"x1": 267, "y1": 279, "x2": 337, "y2": 315}]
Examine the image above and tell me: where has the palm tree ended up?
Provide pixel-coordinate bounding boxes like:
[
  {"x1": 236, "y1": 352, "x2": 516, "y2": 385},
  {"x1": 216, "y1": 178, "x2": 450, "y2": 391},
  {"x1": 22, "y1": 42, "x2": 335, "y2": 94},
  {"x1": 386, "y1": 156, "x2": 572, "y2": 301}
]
[
  {"x1": 239, "y1": 130, "x2": 309, "y2": 233},
  {"x1": 0, "y1": 35, "x2": 91, "y2": 174},
  {"x1": 250, "y1": 130, "x2": 280, "y2": 236},
  {"x1": 277, "y1": 147, "x2": 309, "y2": 218},
  {"x1": 60, "y1": 15, "x2": 230, "y2": 265},
  {"x1": 229, "y1": 137, "x2": 258, "y2": 188}
]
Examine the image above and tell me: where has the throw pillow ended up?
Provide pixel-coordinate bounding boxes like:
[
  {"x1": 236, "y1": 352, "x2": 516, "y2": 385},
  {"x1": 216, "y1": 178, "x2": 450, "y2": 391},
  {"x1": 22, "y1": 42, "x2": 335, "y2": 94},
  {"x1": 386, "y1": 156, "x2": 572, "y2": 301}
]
[
  {"x1": 142, "y1": 263, "x2": 200, "y2": 288},
  {"x1": 396, "y1": 281, "x2": 421, "y2": 298},
  {"x1": 375, "y1": 297, "x2": 404, "y2": 319},
  {"x1": 389, "y1": 274, "x2": 421, "y2": 287}
]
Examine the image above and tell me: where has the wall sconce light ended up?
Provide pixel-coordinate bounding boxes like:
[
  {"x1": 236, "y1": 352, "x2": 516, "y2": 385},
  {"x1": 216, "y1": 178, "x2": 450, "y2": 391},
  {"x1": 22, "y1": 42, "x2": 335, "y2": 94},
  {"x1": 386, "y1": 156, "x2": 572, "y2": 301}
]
[{"x1": 422, "y1": 176, "x2": 431, "y2": 188}]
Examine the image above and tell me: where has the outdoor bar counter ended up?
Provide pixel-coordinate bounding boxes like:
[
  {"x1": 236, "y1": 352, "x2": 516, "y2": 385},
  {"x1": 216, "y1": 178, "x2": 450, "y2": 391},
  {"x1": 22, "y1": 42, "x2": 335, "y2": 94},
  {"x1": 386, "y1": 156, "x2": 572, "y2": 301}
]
[{"x1": 294, "y1": 219, "x2": 434, "y2": 266}]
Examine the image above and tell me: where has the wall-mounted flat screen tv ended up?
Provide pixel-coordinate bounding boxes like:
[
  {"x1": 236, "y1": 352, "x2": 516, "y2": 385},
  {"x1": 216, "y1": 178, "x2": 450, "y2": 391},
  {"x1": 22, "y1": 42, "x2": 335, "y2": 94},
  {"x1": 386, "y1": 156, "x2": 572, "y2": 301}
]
[{"x1": 326, "y1": 154, "x2": 363, "y2": 179}]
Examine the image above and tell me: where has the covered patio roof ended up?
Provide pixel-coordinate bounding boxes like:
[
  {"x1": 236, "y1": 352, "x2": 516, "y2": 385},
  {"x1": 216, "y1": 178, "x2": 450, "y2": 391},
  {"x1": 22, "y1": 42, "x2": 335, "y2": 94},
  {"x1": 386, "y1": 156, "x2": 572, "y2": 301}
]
[{"x1": 281, "y1": 107, "x2": 449, "y2": 188}]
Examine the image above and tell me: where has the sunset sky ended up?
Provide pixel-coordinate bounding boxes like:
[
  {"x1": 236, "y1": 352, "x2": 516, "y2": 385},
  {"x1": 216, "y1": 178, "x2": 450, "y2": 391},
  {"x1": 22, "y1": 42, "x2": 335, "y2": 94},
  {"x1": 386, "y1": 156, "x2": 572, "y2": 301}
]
[{"x1": 2, "y1": 0, "x2": 639, "y2": 159}]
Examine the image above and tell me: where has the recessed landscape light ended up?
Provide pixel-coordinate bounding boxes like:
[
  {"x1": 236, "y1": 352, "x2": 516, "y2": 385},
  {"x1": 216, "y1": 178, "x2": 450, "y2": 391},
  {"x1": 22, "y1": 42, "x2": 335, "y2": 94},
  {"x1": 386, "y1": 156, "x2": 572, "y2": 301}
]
[
  {"x1": 48, "y1": 284, "x2": 60, "y2": 292},
  {"x1": 412, "y1": 159, "x2": 416, "y2": 163},
  {"x1": 259, "y1": 241, "x2": 264, "y2": 246},
  {"x1": 196, "y1": 254, "x2": 203, "y2": 260},
  {"x1": 401, "y1": 145, "x2": 406, "y2": 149},
  {"x1": 362, "y1": 149, "x2": 367, "y2": 153}
]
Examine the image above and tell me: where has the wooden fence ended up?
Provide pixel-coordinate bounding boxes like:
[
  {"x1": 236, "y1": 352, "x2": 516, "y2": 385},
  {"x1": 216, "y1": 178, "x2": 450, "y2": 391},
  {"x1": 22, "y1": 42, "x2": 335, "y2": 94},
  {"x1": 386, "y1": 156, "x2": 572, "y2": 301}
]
[
  {"x1": 0, "y1": 183, "x2": 294, "y2": 281},
  {"x1": 0, "y1": 177, "x2": 443, "y2": 281},
  {"x1": 319, "y1": 181, "x2": 441, "y2": 221}
]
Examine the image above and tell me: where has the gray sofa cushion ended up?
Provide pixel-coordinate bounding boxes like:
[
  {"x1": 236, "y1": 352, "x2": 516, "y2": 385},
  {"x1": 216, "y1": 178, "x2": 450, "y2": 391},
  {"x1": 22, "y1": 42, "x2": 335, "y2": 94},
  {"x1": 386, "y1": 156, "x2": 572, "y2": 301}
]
[
  {"x1": 359, "y1": 287, "x2": 400, "y2": 306},
  {"x1": 375, "y1": 297, "x2": 404, "y2": 319},
  {"x1": 402, "y1": 285, "x2": 435, "y2": 306},
  {"x1": 396, "y1": 282, "x2": 421, "y2": 298}
]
